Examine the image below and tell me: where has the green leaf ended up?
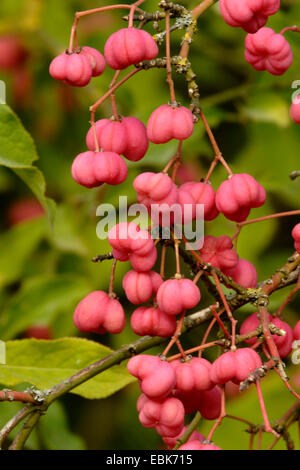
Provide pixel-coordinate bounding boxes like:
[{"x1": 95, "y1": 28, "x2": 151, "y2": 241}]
[
  {"x1": 0, "y1": 104, "x2": 55, "y2": 222},
  {"x1": 0, "y1": 275, "x2": 91, "y2": 340},
  {"x1": 0, "y1": 218, "x2": 46, "y2": 288},
  {"x1": 240, "y1": 93, "x2": 290, "y2": 128},
  {"x1": 0, "y1": 338, "x2": 135, "y2": 399}
]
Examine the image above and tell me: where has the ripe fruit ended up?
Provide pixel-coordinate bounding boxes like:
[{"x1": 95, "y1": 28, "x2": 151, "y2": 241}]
[
  {"x1": 294, "y1": 321, "x2": 300, "y2": 341},
  {"x1": 179, "y1": 182, "x2": 219, "y2": 221},
  {"x1": 290, "y1": 102, "x2": 300, "y2": 125},
  {"x1": 219, "y1": 0, "x2": 280, "y2": 34},
  {"x1": 81, "y1": 46, "x2": 106, "y2": 76},
  {"x1": 157, "y1": 278, "x2": 201, "y2": 315},
  {"x1": 210, "y1": 348, "x2": 262, "y2": 385},
  {"x1": 130, "y1": 307, "x2": 177, "y2": 337},
  {"x1": 137, "y1": 394, "x2": 185, "y2": 437},
  {"x1": 123, "y1": 270, "x2": 163, "y2": 305},
  {"x1": 108, "y1": 222, "x2": 157, "y2": 272},
  {"x1": 174, "y1": 385, "x2": 222, "y2": 419},
  {"x1": 0, "y1": 35, "x2": 28, "y2": 70},
  {"x1": 73, "y1": 291, "x2": 126, "y2": 335},
  {"x1": 7, "y1": 198, "x2": 45, "y2": 226},
  {"x1": 24, "y1": 326, "x2": 52, "y2": 340},
  {"x1": 170, "y1": 357, "x2": 213, "y2": 392},
  {"x1": 245, "y1": 28, "x2": 293, "y2": 76},
  {"x1": 223, "y1": 258, "x2": 258, "y2": 288},
  {"x1": 163, "y1": 427, "x2": 205, "y2": 450},
  {"x1": 104, "y1": 27, "x2": 158, "y2": 70},
  {"x1": 292, "y1": 223, "x2": 300, "y2": 253},
  {"x1": 215, "y1": 173, "x2": 266, "y2": 222},
  {"x1": 86, "y1": 117, "x2": 149, "y2": 161},
  {"x1": 127, "y1": 355, "x2": 176, "y2": 399},
  {"x1": 178, "y1": 441, "x2": 221, "y2": 450},
  {"x1": 147, "y1": 105, "x2": 194, "y2": 144},
  {"x1": 198, "y1": 235, "x2": 239, "y2": 270},
  {"x1": 240, "y1": 312, "x2": 294, "y2": 357},
  {"x1": 71, "y1": 151, "x2": 128, "y2": 188},
  {"x1": 50, "y1": 51, "x2": 93, "y2": 87}
]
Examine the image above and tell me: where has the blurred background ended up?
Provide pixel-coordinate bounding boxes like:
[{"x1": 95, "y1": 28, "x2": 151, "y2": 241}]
[{"x1": 0, "y1": 0, "x2": 300, "y2": 450}]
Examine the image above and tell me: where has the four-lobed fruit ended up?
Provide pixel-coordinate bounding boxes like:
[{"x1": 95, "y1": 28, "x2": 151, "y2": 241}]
[
  {"x1": 198, "y1": 235, "x2": 239, "y2": 270},
  {"x1": 220, "y1": 0, "x2": 280, "y2": 34},
  {"x1": 292, "y1": 223, "x2": 300, "y2": 253},
  {"x1": 147, "y1": 105, "x2": 194, "y2": 144},
  {"x1": 290, "y1": 102, "x2": 300, "y2": 125},
  {"x1": 215, "y1": 173, "x2": 266, "y2": 222},
  {"x1": 174, "y1": 385, "x2": 222, "y2": 419},
  {"x1": 49, "y1": 47, "x2": 105, "y2": 87},
  {"x1": 73, "y1": 291, "x2": 125, "y2": 335},
  {"x1": 108, "y1": 222, "x2": 157, "y2": 272},
  {"x1": 104, "y1": 27, "x2": 158, "y2": 70},
  {"x1": 223, "y1": 258, "x2": 258, "y2": 288},
  {"x1": 71, "y1": 151, "x2": 128, "y2": 188},
  {"x1": 179, "y1": 182, "x2": 219, "y2": 222},
  {"x1": 245, "y1": 27, "x2": 293, "y2": 76},
  {"x1": 137, "y1": 394, "x2": 185, "y2": 438},
  {"x1": 170, "y1": 357, "x2": 213, "y2": 392},
  {"x1": 130, "y1": 306, "x2": 177, "y2": 337},
  {"x1": 157, "y1": 278, "x2": 201, "y2": 315},
  {"x1": 240, "y1": 312, "x2": 294, "y2": 358},
  {"x1": 163, "y1": 427, "x2": 205, "y2": 450},
  {"x1": 86, "y1": 117, "x2": 149, "y2": 161},
  {"x1": 122, "y1": 270, "x2": 163, "y2": 305},
  {"x1": 127, "y1": 355, "x2": 176, "y2": 399},
  {"x1": 210, "y1": 348, "x2": 262, "y2": 385},
  {"x1": 294, "y1": 321, "x2": 300, "y2": 341}
]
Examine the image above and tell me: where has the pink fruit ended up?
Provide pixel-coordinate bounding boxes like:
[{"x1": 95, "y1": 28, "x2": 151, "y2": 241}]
[
  {"x1": 170, "y1": 357, "x2": 213, "y2": 392},
  {"x1": 134, "y1": 172, "x2": 179, "y2": 225},
  {"x1": 157, "y1": 278, "x2": 201, "y2": 315},
  {"x1": 49, "y1": 51, "x2": 93, "y2": 87},
  {"x1": 179, "y1": 182, "x2": 219, "y2": 222},
  {"x1": 0, "y1": 35, "x2": 28, "y2": 70},
  {"x1": 198, "y1": 235, "x2": 239, "y2": 270},
  {"x1": 198, "y1": 386, "x2": 222, "y2": 420},
  {"x1": 147, "y1": 105, "x2": 194, "y2": 144},
  {"x1": 220, "y1": 0, "x2": 280, "y2": 34},
  {"x1": 104, "y1": 27, "x2": 158, "y2": 70},
  {"x1": 24, "y1": 326, "x2": 52, "y2": 340},
  {"x1": 292, "y1": 223, "x2": 300, "y2": 253},
  {"x1": 81, "y1": 46, "x2": 106, "y2": 76},
  {"x1": 71, "y1": 151, "x2": 128, "y2": 188},
  {"x1": 86, "y1": 117, "x2": 149, "y2": 162},
  {"x1": 73, "y1": 291, "x2": 126, "y2": 335},
  {"x1": 290, "y1": 102, "x2": 300, "y2": 125},
  {"x1": 131, "y1": 307, "x2": 177, "y2": 337},
  {"x1": 215, "y1": 173, "x2": 266, "y2": 222},
  {"x1": 137, "y1": 394, "x2": 185, "y2": 437},
  {"x1": 210, "y1": 348, "x2": 262, "y2": 385},
  {"x1": 7, "y1": 198, "x2": 45, "y2": 226},
  {"x1": 123, "y1": 270, "x2": 163, "y2": 304},
  {"x1": 240, "y1": 312, "x2": 294, "y2": 357},
  {"x1": 294, "y1": 321, "x2": 300, "y2": 340},
  {"x1": 127, "y1": 355, "x2": 176, "y2": 399},
  {"x1": 163, "y1": 427, "x2": 205, "y2": 450},
  {"x1": 179, "y1": 441, "x2": 221, "y2": 450},
  {"x1": 108, "y1": 223, "x2": 157, "y2": 272},
  {"x1": 223, "y1": 258, "x2": 258, "y2": 288},
  {"x1": 245, "y1": 27, "x2": 293, "y2": 76}
]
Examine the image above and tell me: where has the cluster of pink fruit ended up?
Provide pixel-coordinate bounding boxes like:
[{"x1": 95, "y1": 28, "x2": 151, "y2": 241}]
[
  {"x1": 220, "y1": 0, "x2": 300, "y2": 124},
  {"x1": 49, "y1": 0, "x2": 300, "y2": 451}
]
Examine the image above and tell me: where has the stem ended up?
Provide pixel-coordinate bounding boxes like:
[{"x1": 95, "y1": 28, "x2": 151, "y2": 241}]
[
  {"x1": 280, "y1": 25, "x2": 300, "y2": 35},
  {"x1": 162, "y1": 311, "x2": 186, "y2": 357},
  {"x1": 238, "y1": 210, "x2": 300, "y2": 228},
  {"x1": 110, "y1": 71, "x2": 121, "y2": 120},
  {"x1": 165, "y1": 11, "x2": 176, "y2": 102},
  {"x1": 160, "y1": 244, "x2": 167, "y2": 279},
  {"x1": 0, "y1": 405, "x2": 33, "y2": 449},
  {"x1": 90, "y1": 68, "x2": 141, "y2": 114},
  {"x1": 255, "y1": 381, "x2": 279, "y2": 437},
  {"x1": 0, "y1": 390, "x2": 39, "y2": 404},
  {"x1": 129, "y1": 0, "x2": 146, "y2": 28},
  {"x1": 212, "y1": 271, "x2": 237, "y2": 347},
  {"x1": 207, "y1": 386, "x2": 226, "y2": 441},
  {"x1": 9, "y1": 411, "x2": 41, "y2": 450},
  {"x1": 109, "y1": 260, "x2": 117, "y2": 296},
  {"x1": 173, "y1": 412, "x2": 201, "y2": 449}
]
